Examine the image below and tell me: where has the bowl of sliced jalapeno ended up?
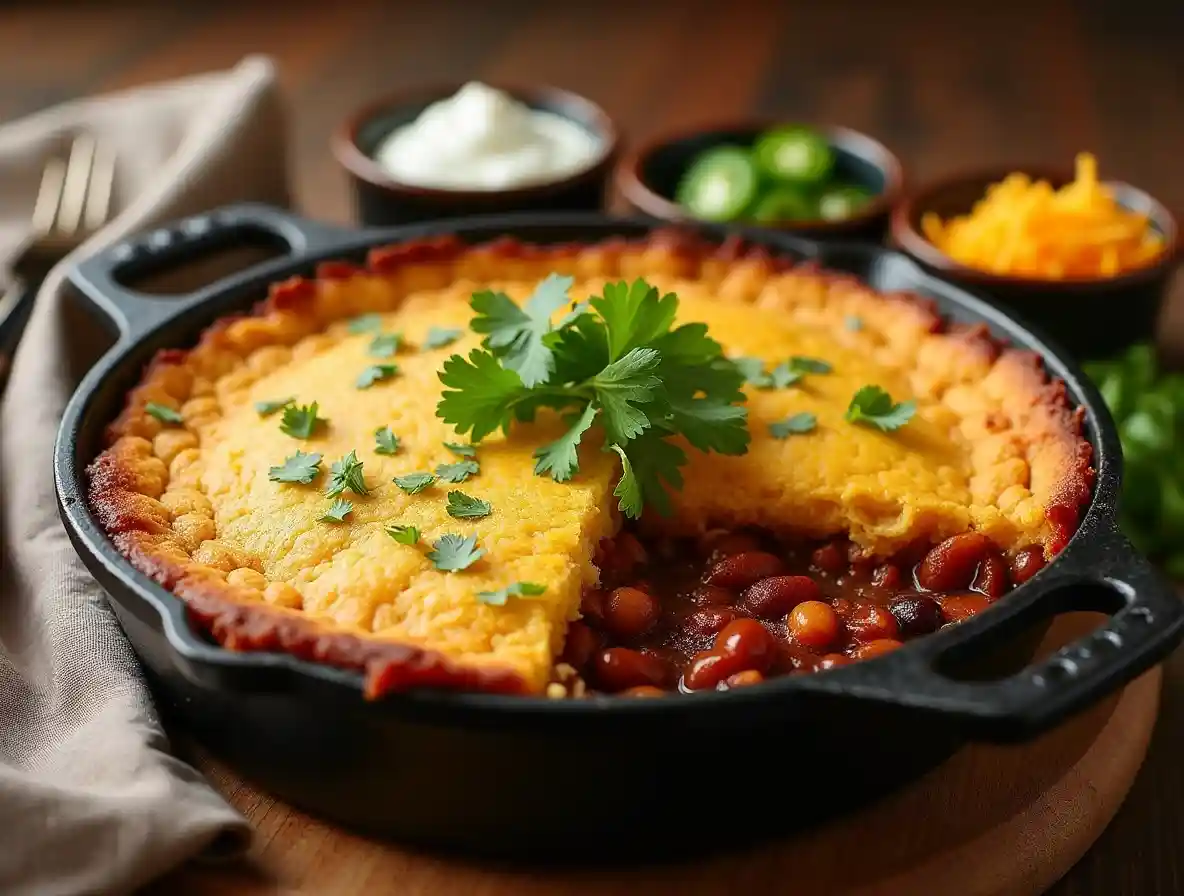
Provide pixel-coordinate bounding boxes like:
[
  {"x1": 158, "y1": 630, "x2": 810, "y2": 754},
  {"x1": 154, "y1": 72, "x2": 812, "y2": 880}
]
[{"x1": 617, "y1": 122, "x2": 903, "y2": 240}]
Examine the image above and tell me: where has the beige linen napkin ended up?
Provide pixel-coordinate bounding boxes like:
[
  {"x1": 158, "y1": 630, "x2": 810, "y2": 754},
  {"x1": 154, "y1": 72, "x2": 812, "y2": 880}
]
[{"x1": 0, "y1": 56, "x2": 290, "y2": 895}]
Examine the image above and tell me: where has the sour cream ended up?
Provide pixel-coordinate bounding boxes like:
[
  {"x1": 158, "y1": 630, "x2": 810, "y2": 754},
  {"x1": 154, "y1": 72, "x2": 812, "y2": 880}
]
[{"x1": 373, "y1": 82, "x2": 602, "y2": 191}]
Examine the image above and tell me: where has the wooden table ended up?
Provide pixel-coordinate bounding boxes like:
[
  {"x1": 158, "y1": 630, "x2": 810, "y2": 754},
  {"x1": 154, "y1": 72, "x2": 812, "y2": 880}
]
[{"x1": 3, "y1": 2, "x2": 1181, "y2": 893}]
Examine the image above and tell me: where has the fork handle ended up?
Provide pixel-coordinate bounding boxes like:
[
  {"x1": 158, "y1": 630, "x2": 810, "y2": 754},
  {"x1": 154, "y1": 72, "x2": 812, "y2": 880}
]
[
  {"x1": 68, "y1": 203, "x2": 360, "y2": 342},
  {"x1": 0, "y1": 278, "x2": 39, "y2": 390}
]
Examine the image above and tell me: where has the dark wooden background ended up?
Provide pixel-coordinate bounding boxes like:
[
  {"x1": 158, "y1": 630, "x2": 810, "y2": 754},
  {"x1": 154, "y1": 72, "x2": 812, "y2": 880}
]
[{"x1": 3, "y1": 1, "x2": 1182, "y2": 893}]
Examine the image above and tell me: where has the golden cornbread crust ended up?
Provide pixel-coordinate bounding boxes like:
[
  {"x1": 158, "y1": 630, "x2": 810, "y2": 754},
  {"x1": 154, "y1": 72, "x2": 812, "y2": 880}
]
[{"x1": 87, "y1": 230, "x2": 1094, "y2": 698}]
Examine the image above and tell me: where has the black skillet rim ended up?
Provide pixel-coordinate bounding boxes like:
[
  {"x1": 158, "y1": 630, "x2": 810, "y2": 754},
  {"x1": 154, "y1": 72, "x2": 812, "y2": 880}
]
[{"x1": 55, "y1": 210, "x2": 1161, "y2": 731}]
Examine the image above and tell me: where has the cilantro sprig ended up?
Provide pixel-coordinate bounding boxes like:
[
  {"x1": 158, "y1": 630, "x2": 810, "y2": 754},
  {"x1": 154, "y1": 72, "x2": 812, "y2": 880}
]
[
  {"x1": 737, "y1": 356, "x2": 831, "y2": 389},
  {"x1": 427, "y1": 533, "x2": 484, "y2": 571},
  {"x1": 325, "y1": 450, "x2": 368, "y2": 497},
  {"x1": 320, "y1": 498, "x2": 354, "y2": 523},
  {"x1": 437, "y1": 277, "x2": 750, "y2": 518},
  {"x1": 268, "y1": 450, "x2": 323, "y2": 483},
  {"x1": 845, "y1": 385, "x2": 916, "y2": 432},
  {"x1": 446, "y1": 490, "x2": 492, "y2": 519},
  {"x1": 477, "y1": 581, "x2": 546, "y2": 606},
  {"x1": 374, "y1": 426, "x2": 400, "y2": 455},
  {"x1": 280, "y1": 402, "x2": 325, "y2": 439},
  {"x1": 145, "y1": 402, "x2": 183, "y2": 425}
]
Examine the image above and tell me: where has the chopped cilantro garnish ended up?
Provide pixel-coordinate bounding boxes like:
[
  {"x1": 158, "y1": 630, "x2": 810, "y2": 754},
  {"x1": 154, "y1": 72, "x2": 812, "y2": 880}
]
[
  {"x1": 422, "y1": 326, "x2": 463, "y2": 350},
  {"x1": 347, "y1": 313, "x2": 383, "y2": 334},
  {"x1": 476, "y1": 581, "x2": 546, "y2": 606},
  {"x1": 845, "y1": 315, "x2": 863, "y2": 331},
  {"x1": 374, "y1": 426, "x2": 400, "y2": 455},
  {"x1": 325, "y1": 450, "x2": 368, "y2": 497},
  {"x1": 368, "y1": 332, "x2": 402, "y2": 358},
  {"x1": 845, "y1": 385, "x2": 916, "y2": 432},
  {"x1": 769, "y1": 413, "x2": 818, "y2": 438},
  {"x1": 789, "y1": 356, "x2": 832, "y2": 374},
  {"x1": 739, "y1": 356, "x2": 831, "y2": 389},
  {"x1": 393, "y1": 472, "x2": 435, "y2": 494},
  {"x1": 268, "y1": 450, "x2": 323, "y2": 483},
  {"x1": 436, "y1": 459, "x2": 479, "y2": 483},
  {"x1": 255, "y1": 396, "x2": 295, "y2": 417},
  {"x1": 443, "y1": 441, "x2": 477, "y2": 457},
  {"x1": 280, "y1": 402, "x2": 325, "y2": 439},
  {"x1": 320, "y1": 498, "x2": 353, "y2": 523},
  {"x1": 384, "y1": 524, "x2": 420, "y2": 545},
  {"x1": 427, "y1": 533, "x2": 484, "y2": 572},
  {"x1": 446, "y1": 490, "x2": 492, "y2": 519},
  {"x1": 145, "y1": 402, "x2": 183, "y2": 424},
  {"x1": 437, "y1": 276, "x2": 749, "y2": 518},
  {"x1": 356, "y1": 364, "x2": 399, "y2": 389}
]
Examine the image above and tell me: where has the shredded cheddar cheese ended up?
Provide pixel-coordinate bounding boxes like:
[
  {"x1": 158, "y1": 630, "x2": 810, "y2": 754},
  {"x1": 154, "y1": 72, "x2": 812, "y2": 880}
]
[{"x1": 922, "y1": 153, "x2": 1165, "y2": 279}]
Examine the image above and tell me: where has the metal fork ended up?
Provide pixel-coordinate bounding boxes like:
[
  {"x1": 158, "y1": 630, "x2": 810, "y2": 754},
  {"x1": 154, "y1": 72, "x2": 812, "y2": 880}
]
[{"x1": 0, "y1": 135, "x2": 116, "y2": 383}]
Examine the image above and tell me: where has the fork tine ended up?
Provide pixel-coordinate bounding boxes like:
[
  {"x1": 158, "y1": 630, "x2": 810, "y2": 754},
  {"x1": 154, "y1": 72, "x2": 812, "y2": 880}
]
[
  {"x1": 31, "y1": 157, "x2": 66, "y2": 236},
  {"x1": 56, "y1": 135, "x2": 96, "y2": 236},
  {"x1": 83, "y1": 141, "x2": 114, "y2": 232}
]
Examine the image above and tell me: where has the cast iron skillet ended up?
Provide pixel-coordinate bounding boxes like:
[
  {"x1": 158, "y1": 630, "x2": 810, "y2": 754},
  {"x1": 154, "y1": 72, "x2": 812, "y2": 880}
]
[{"x1": 55, "y1": 206, "x2": 1184, "y2": 862}]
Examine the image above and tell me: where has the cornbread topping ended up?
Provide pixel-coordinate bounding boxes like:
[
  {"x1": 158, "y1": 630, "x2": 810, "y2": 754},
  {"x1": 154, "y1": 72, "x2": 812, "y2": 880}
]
[
  {"x1": 88, "y1": 232, "x2": 1093, "y2": 698},
  {"x1": 373, "y1": 82, "x2": 601, "y2": 191}
]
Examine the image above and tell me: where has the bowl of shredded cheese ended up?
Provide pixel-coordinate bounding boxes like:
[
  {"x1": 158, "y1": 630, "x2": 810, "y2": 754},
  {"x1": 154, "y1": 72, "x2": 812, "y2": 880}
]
[{"x1": 892, "y1": 154, "x2": 1179, "y2": 359}]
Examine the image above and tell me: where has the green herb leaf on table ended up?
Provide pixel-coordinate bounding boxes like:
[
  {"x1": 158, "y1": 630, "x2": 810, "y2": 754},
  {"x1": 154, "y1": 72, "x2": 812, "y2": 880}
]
[
  {"x1": 428, "y1": 533, "x2": 484, "y2": 572},
  {"x1": 436, "y1": 276, "x2": 750, "y2": 519},
  {"x1": 320, "y1": 498, "x2": 353, "y2": 523},
  {"x1": 347, "y1": 313, "x2": 383, "y2": 334},
  {"x1": 436, "y1": 459, "x2": 479, "y2": 483},
  {"x1": 476, "y1": 581, "x2": 546, "y2": 607},
  {"x1": 443, "y1": 441, "x2": 477, "y2": 457},
  {"x1": 255, "y1": 396, "x2": 295, "y2": 417},
  {"x1": 471, "y1": 273, "x2": 574, "y2": 387},
  {"x1": 368, "y1": 332, "x2": 402, "y2": 358},
  {"x1": 145, "y1": 402, "x2": 183, "y2": 425},
  {"x1": 422, "y1": 326, "x2": 463, "y2": 350},
  {"x1": 374, "y1": 426, "x2": 400, "y2": 455},
  {"x1": 533, "y1": 404, "x2": 598, "y2": 482},
  {"x1": 356, "y1": 364, "x2": 399, "y2": 389},
  {"x1": 845, "y1": 385, "x2": 916, "y2": 432},
  {"x1": 325, "y1": 450, "x2": 369, "y2": 497},
  {"x1": 769, "y1": 413, "x2": 818, "y2": 438},
  {"x1": 384, "y1": 524, "x2": 420, "y2": 545},
  {"x1": 279, "y1": 402, "x2": 325, "y2": 439},
  {"x1": 393, "y1": 472, "x2": 436, "y2": 494},
  {"x1": 268, "y1": 450, "x2": 323, "y2": 484},
  {"x1": 446, "y1": 490, "x2": 492, "y2": 520}
]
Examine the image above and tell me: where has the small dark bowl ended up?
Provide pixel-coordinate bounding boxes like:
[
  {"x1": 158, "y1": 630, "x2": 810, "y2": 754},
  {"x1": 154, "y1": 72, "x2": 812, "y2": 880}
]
[
  {"x1": 333, "y1": 83, "x2": 620, "y2": 227},
  {"x1": 892, "y1": 167, "x2": 1181, "y2": 360},
  {"x1": 617, "y1": 121, "x2": 903, "y2": 242}
]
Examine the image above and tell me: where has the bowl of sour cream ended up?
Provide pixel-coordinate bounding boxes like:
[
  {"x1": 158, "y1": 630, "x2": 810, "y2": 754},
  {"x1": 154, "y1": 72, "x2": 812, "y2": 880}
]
[{"x1": 334, "y1": 81, "x2": 620, "y2": 226}]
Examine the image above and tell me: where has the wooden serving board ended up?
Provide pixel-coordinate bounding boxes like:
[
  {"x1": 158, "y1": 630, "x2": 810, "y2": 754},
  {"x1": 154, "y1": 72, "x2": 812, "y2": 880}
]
[{"x1": 152, "y1": 617, "x2": 1162, "y2": 896}]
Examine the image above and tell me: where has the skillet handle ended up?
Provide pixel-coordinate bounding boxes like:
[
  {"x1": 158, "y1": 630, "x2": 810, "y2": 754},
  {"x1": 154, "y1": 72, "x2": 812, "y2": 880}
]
[
  {"x1": 68, "y1": 203, "x2": 359, "y2": 342},
  {"x1": 803, "y1": 525, "x2": 1183, "y2": 741}
]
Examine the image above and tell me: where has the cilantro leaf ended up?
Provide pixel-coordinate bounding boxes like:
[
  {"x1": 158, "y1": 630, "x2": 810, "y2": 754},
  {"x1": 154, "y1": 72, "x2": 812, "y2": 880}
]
[
  {"x1": 845, "y1": 385, "x2": 916, "y2": 432},
  {"x1": 325, "y1": 450, "x2": 369, "y2": 497},
  {"x1": 666, "y1": 396, "x2": 750, "y2": 454},
  {"x1": 735, "y1": 357, "x2": 771, "y2": 388},
  {"x1": 446, "y1": 490, "x2": 492, "y2": 519},
  {"x1": 789, "y1": 356, "x2": 832, "y2": 374},
  {"x1": 394, "y1": 472, "x2": 435, "y2": 494},
  {"x1": 145, "y1": 402, "x2": 183, "y2": 424},
  {"x1": 384, "y1": 524, "x2": 420, "y2": 545},
  {"x1": 739, "y1": 355, "x2": 831, "y2": 390},
  {"x1": 765, "y1": 362, "x2": 803, "y2": 389},
  {"x1": 443, "y1": 441, "x2": 476, "y2": 457},
  {"x1": 268, "y1": 451, "x2": 323, "y2": 484},
  {"x1": 356, "y1": 364, "x2": 399, "y2": 389},
  {"x1": 368, "y1": 332, "x2": 402, "y2": 358},
  {"x1": 611, "y1": 434, "x2": 685, "y2": 519},
  {"x1": 769, "y1": 413, "x2": 818, "y2": 437},
  {"x1": 533, "y1": 403, "x2": 597, "y2": 482},
  {"x1": 845, "y1": 315, "x2": 863, "y2": 331},
  {"x1": 476, "y1": 581, "x2": 546, "y2": 606},
  {"x1": 592, "y1": 346, "x2": 662, "y2": 444},
  {"x1": 436, "y1": 459, "x2": 479, "y2": 483},
  {"x1": 427, "y1": 533, "x2": 484, "y2": 572},
  {"x1": 255, "y1": 396, "x2": 295, "y2": 417},
  {"x1": 589, "y1": 279, "x2": 677, "y2": 362},
  {"x1": 374, "y1": 426, "x2": 400, "y2": 455},
  {"x1": 422, "y1": 326, "x2": 463, "y2": 350},
  {"x1": 470, "y1": 273, "x2": 573, "y2": 387},
  {"x1": 280, "y1": 402, "x2": 325, "y2": 439},
  {"x1": 320, "y1": 498, "x2": 353, "y2": 523},
  {"x1": 347, "y1": 313, "x2": 383, "y2": 334},
  {"x1": 437, "y1": 349, "x2": 531, "y2": 441}
]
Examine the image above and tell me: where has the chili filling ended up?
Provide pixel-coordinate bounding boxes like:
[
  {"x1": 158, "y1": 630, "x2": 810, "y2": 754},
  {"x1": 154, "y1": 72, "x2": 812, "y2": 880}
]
[{"x1": 557, "y1": 528, "x2": 1048, "y2": 697}]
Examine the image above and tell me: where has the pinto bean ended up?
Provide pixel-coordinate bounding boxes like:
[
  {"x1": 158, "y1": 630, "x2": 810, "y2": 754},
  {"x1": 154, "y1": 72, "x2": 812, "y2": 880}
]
[
  {"x1": 888, "y1": 595, "x2": 944, "y2": 638},
  {"x1": 843, "y1": 604, "x2": 901, "y2": 644},
  {"x1": 742, "y1": 575, "x2": 820, "y2": 618},
  {"x1": 682, "y1": 607, "x2": 742, "y2": 637},
  {"x1": 972, "y1": 549, "x2": 1010, "y2": 599},
  {"x1": 593, "y1": 648, "x2": 671, "y2": 693},
  {"x1": 916, "y1": 533, "x2": 992, "y2": 592},
  {"x1": 703, "y1": 551, "x2": 786, "y2": 589},
  {"x1": 714, "y1": 619, "x2": 777, "y2": 673},
  {"x1": 1010, "y1": 545, "x2": 1046, "y2": 585},
  {"x1": 603, "y1": 587, "x2": 660, "y2": 639}
]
